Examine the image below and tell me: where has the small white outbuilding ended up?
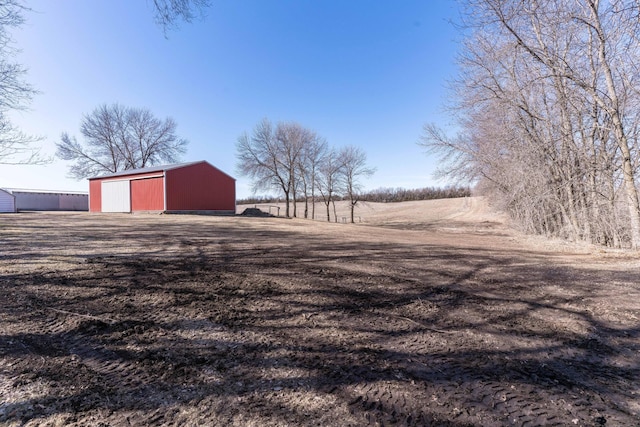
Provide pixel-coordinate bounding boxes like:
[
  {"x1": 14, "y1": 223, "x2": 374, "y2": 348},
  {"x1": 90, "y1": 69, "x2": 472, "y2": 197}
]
[{"x1": 0, "y1": 188, "x2": 16, "y2": 213}]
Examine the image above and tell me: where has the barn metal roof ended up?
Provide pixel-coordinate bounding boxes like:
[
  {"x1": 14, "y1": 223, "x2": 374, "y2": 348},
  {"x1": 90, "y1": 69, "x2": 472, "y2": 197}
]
[
  {"x1": 88, "y1": 161, "x2": 205, "y2": 180},
  {"x1": 5, "y1": 188, "x2": 88, "y2": 195}
]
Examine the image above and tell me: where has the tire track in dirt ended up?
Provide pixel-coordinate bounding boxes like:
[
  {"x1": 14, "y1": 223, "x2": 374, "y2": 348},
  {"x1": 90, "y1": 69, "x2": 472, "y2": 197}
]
[
  {"x1": 2, "y1": 212, "x2": 639, "y2": 426},
  {"x1": 277, "y1": 276, "x2": 624, "y2": 427}
]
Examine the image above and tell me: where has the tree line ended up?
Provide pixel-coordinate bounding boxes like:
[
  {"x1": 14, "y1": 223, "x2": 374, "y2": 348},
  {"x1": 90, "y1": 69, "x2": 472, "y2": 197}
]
[
  {"x1": 238, "y1": 185, "x2": 470, "y2": 206},
  {"x1": 236, "y1": 118, "x2": 375, "y2": 223},
  {"x1": 359, "y1": 186, "x2": 470, "y2": 203},
  {"x1": 422, "y1": 0, "x2": 640, "y2": 249}
]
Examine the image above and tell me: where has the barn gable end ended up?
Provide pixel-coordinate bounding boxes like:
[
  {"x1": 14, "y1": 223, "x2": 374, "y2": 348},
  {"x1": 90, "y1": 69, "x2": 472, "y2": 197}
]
[
  {"x1": 166, "y1": 162, "x2": 236, "y2": 213},
  {"x1": 0, "y1": 188, "x2": 16, "y2": 213}
]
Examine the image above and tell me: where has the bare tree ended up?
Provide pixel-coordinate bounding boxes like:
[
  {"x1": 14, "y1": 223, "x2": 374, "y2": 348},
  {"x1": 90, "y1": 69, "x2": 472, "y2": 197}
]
[
  {"x1": 0, "y1": 1, "x2": 44, "y2": 165},
  {"x1": 424, "y1": 0, "x2": 640, "y2": 249},
  {"x1": 237, "y1": 119, "x2": 290, "y2": 216},
  {"x1": 152, "y1": 0, "x2": 211, "y2": 34},
  {"x1": 339, "y1": 145, "x2": 375, "y2": 223},
  {"x1": 298, "y1": 135, "x2": 327, "y2": 219},
  {"x1": 0, "y1": 0, "x2": 207, "y2": 165},
  {"x1": 238, "y1": 120, "x2": 375, "y2": 222},
  {"x1": 237, "y1": 119, "x2": 321, "y2": 218},
  {"x1": 275, "y1": 122, "x2": 310, "y2": 218},
  {"x1": 56, "y1": 103, "x2": 188, "y2": 179},
  {"x1": 316, "y1": 148, "x2": 343, "y2": 222}
]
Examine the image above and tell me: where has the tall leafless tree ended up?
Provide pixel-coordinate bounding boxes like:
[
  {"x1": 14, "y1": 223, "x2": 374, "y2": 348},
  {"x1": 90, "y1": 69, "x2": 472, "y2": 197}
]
[
  {"x1": 0, "y1": 1, "x2": 44, "y2": 165},
  {"x1": 275, "y1": 122, "x2": 312, "y2": 218},
  {"x1": 316, "y1": 148, "x2": 343, "y2": 222},
  {"x1": 339, "y1": 145, "x2": 375, "y2": 223},
  {"x1": 237, "y1": 119, "x2": 292, "y2": 216},
  {"x1": 56, "y1": 103, "x2": 188, "y2": 179},
  {"x1": 297, "y1": 133, "x2": 327, "y2": 219},
  {"x1": 237, "y1": 119, "x2": 326, "y2": 218},
  {"x1": 238, "y1": 119, "x2": 375, "y2": 222},
  {"x1": 0, "y1": 0, "x2": 209, "y2": 163}
]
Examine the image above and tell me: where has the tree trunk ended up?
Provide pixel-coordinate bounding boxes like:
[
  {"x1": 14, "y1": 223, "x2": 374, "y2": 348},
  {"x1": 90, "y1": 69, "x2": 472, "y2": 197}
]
[
  {"x1": 284, "y1": 190, "x2": 290, "y2": 218},
  {"x1": 588, "y1": 1, "x2": 640, "y2": 248}
]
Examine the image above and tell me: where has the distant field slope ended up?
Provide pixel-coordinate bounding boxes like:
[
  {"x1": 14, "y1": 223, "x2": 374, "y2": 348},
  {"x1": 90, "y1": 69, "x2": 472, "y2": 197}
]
[{"x1": 238, "y1": 197, "x2": 507, "y2": 231}]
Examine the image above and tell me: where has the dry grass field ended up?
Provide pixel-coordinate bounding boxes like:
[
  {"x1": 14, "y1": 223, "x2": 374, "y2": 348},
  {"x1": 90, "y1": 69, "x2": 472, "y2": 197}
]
[{"x1": 1, "y1": 197, "x2": 639, "y2": 426}]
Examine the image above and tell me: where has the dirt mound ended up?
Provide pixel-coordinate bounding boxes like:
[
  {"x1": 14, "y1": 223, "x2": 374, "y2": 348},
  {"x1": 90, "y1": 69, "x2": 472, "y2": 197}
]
[{"x1": 239, "y1": 207, "x2": 274, "y2": 217}]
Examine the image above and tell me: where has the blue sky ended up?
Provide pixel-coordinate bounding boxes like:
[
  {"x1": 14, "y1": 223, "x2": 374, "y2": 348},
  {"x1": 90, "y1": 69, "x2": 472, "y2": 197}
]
[{"x1": 2, "y1": 0, "x2": 460, "y2": 199}]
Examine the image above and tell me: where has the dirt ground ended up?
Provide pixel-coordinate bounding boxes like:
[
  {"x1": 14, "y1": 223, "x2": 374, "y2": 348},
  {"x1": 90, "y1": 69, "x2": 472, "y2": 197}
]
[{"x1": 1, "y1": 198, "x2": 639, "y2": 426}]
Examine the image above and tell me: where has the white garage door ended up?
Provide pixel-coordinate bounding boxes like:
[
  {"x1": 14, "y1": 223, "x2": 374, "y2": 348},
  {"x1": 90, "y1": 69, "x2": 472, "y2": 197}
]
[{"x1": 102, "y1": 180, "x2": 130, "y2": 212}]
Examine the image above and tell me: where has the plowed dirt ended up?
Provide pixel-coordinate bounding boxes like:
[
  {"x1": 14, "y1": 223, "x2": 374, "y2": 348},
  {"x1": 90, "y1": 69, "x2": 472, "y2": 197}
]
[{"x1": 1, "y1": 198, "x2": 639, "y2": 426}]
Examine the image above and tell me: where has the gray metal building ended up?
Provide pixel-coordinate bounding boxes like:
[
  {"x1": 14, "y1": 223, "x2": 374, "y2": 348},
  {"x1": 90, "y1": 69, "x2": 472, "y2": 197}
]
[
  {"x1": 0, "y1": 188, "x2": 16, "y2": 213},
  {"x1": 8, "y1": 189, "x2": 88, "y2": 211}
]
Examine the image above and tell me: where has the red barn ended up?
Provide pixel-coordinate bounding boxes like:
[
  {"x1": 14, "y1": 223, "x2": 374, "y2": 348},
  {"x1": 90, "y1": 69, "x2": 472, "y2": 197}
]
[{"x1": 88, "y1": 161, "x2": 235, "y2": 214}]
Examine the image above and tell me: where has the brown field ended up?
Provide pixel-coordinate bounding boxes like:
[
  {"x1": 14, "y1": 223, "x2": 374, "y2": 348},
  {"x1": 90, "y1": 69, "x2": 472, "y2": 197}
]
[{"x1": 1, "y1": 197, "x2": 639, "y2": 426}]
